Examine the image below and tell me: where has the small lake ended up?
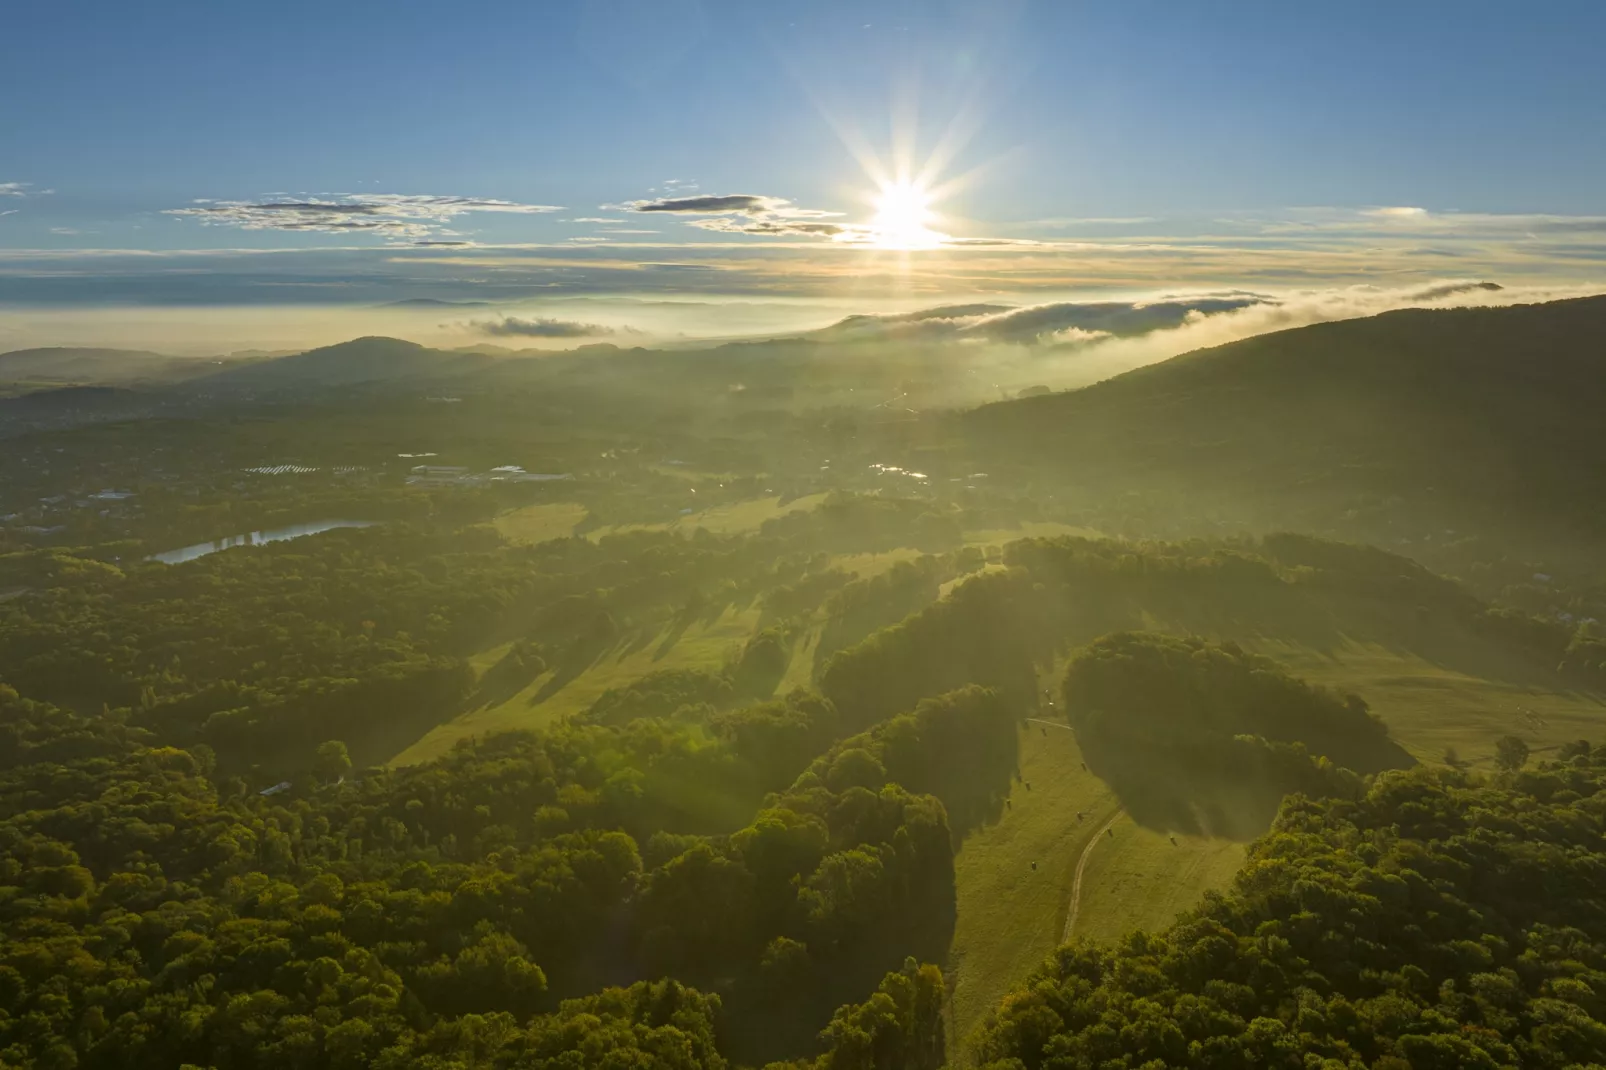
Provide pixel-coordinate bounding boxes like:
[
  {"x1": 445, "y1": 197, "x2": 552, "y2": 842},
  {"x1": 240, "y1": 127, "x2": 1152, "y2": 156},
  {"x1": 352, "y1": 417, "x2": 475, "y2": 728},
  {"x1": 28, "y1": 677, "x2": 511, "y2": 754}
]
[{"x1": 149, "y1": 520, "x2": 376, "y2": 565}]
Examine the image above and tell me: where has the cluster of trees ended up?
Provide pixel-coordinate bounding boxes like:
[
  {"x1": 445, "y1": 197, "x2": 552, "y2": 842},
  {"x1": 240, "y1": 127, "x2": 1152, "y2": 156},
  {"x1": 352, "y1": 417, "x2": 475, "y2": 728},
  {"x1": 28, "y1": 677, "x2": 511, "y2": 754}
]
[
  {"x1": 757, "y1": 494, "x2": 964, "y2": 556},
  {"x1": 582, "y1": 668, "x2": 736, "y2": 727},
  {"x1": 815, "y1": 533, "x2": 1360, "y2": 738},
  {"x1": 0, "y1": 702, "x2": 947, "y2": 1069},
  {"x1": 819, "y1": 569, "x2": 1049, "y2": 730},
  {"x1": 1059, "y1": 632, "x2": 1407, "y2": 837},
  {"x1": 0, "y1": 650, "x2": 993, "y2": 1067},
  {"x1": 817, "y1": 532, "x2": 1603, "y2": 756},
  {"x1": 1472, "y1": 606, "x2": 1606, "y2": 689},
  {"x1": 634, "y1": 686, "x2": 1014, "y2": 1060},
  {"x1": 9, "y1": 497, "x2": 1606, "y2": 1068},
  {"x1": 814, "y1": 556, "x2": 954, "y2": 664},
  {"x1": 1061, "y1": 632, "x2": 1395, "y2": 768},
  {"x1": 14, "y1": 505, "x2": 1580, "y2": 790},
  {"x1": 973, "y1": 748, "x2": 1606, "y2": 1068},
  {"x1": 0, "y1": 498, "x2": 987, "y2": 777}
]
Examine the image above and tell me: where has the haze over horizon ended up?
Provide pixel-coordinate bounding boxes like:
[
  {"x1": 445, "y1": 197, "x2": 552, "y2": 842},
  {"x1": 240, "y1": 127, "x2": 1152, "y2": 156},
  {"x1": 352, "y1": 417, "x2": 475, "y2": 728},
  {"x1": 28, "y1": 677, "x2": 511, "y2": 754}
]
[{"x1": 4, "y1": 0, "x2": 1606, "y2": 354}]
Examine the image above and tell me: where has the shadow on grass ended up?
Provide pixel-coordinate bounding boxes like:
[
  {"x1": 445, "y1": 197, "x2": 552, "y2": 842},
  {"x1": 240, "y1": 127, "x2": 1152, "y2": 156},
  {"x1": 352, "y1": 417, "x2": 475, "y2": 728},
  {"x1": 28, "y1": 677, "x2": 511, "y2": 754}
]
[
  {"x1": 1081, "y1": 728, "x2": 1415, "y2": 841},
  {"x1": 530, "y1": 628, "x2": 619, "y2": 705}
]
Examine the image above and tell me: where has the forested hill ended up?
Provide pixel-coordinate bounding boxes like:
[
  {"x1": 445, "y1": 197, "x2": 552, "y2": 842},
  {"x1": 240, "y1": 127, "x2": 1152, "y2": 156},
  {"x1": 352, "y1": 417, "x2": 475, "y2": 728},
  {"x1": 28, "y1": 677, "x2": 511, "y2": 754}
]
[
  {"x1": 0, "y1": 347, "x2": 225, "y2": 387},
  {"x1": 962, "y1": 295, "x2": 1606, "y2": 555},
  {"x1": 194, "y1": 336, "x2": 496, "y2": 390}
]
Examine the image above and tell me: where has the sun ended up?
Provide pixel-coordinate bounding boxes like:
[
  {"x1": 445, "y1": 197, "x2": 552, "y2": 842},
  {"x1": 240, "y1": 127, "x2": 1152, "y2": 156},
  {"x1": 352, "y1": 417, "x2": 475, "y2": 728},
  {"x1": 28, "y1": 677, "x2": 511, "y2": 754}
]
[{"x1": 870, "y1": 179, "x2": 943, "y2": 249}]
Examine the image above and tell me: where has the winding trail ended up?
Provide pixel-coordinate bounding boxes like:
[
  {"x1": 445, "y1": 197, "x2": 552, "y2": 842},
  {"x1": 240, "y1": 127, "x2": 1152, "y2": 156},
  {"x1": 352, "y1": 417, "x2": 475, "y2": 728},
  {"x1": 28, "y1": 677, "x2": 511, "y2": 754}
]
[{"x1": 1063, "y1": 810, "x2": 1123, "y2": 942}]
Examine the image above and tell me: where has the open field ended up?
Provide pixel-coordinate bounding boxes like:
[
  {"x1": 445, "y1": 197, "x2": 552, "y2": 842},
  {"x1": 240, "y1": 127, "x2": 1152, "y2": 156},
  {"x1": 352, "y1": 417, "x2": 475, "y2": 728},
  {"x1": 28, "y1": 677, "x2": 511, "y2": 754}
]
[
  {"x1": 775, "y1": 625, "x2": 824, "y2": 693},
  {"x1": 944, "y1": 627, "x2": 1606, "y2": 1055},
  {"x1": 658, "y1": 493, "x2": 828, "y2": 534},
  {"x1": 1250, "y1": 637, "x2": 1606, "y2": 764},
  {"x1": 1070, "y1": 815, "x2": 1246, "y2": 944},
  {"x1": 493, "y1": 501, "x2": 590, "y2": 544},
  {"x1": 588, "y1": 494, "x2": 830, "y2": 540},
  {"x1": 495, "y1": 494, "x2": 832, "y2": 549},
  {"x1": 390, "y1": 604, "x2": 762, "y2": 765},
  {"x1": 946, "y1": 722, "x2": 1117, "y2": 1052}
]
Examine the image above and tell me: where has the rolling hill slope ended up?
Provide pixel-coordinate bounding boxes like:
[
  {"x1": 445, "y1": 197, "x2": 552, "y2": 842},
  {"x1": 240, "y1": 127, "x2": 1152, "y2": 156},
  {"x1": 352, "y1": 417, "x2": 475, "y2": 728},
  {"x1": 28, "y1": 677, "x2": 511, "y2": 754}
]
[
  {"x1": 194, "y1": 335, "x2": 496, "y2": 390},
  {"x1": 0, "y1": 346, "x2": 223, "y2": 386},
  {"x1": 963, "y1": 295, "x2": 1606, "y2": 555}
]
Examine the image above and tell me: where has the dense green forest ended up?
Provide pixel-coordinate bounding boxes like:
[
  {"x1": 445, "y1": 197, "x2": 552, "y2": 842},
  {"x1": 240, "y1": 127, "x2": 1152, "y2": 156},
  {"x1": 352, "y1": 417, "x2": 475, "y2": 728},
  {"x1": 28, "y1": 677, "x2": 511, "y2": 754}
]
[
  {"x1": 0, "y1": 672, "x2": 982, "y2": 1067},
  {"x1": 4, "y1": 298, "x2": 1606, "y2": 1067},
  {"x1": 4, "y1": 515, "x2": 1602, "y2": 1065}
]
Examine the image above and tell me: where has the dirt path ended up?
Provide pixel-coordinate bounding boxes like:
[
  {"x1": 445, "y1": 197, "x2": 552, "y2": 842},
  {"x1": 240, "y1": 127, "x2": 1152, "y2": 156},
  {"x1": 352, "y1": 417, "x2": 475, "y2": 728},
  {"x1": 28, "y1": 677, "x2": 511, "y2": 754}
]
[{"x1": 1062, "y1": 810, "x2": 1122, "y2": 942}]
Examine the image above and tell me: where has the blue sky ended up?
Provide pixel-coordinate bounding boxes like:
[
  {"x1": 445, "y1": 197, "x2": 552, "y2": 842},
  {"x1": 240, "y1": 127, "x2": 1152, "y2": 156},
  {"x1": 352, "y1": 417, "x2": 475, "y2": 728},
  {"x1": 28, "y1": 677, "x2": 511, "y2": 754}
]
[{"x1": 3, "y1": 0, "x2": 1605, "y2": 346}]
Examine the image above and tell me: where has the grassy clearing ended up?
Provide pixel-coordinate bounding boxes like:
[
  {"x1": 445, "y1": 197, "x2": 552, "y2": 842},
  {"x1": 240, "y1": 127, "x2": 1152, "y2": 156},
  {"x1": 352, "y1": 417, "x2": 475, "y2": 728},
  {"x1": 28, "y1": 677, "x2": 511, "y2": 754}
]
[
  {"x1": 390, "y1": 605, "x2": 762, "y2": 765},
  {"x1": 586, "y1": 494, "x2": 829, "y2": 541},
  {"x1": 1070, "y1": 815, "x2": 1245, "y2": 945},
  {"x1": 1250, "y1": 637, "x2": 1606, "y2": 765},
  {"x1": 826, "y1": 547, "x2": 929, "y2": 579},
  {"x1": 645, "y1": 464, "x2": 739, "y2": 482},
  {"x1": 671, "y1": 494, "x2": 827, "y2": 534},
  {"x1": 940, "y1": 564, "x2": 1008, "y2": 599},
  {"x1": 493, "y1": 502, "x2": 589, "y2": 545},
  {"x1": 943, "y1": 625, "x2": 1606, "y2": 1053},
  {"x1": 776, "y1": 625, "x2": 823, "y2": 694},
  {"x1": 946, "y1": 722, "x2": 1117, "y2": 1053}
]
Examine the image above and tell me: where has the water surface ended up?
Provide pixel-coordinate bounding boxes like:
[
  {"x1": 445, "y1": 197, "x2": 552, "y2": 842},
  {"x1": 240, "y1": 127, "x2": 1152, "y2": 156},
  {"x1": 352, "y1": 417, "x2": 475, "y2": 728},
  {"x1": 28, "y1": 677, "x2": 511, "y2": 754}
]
[{"x1": 150, "y1": 520, "x2": 376, "y2": 564}]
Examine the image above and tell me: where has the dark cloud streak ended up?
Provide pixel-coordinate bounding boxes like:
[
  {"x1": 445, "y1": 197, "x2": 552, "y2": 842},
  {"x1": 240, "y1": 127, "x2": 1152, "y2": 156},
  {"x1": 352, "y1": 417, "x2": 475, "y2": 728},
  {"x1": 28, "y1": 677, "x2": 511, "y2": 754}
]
[
  {"x1": 473, "y1": 315, "x2": 616, "y2": 338},
  {"x1": 628, "y1": 194, "x2": 785, "y2": 214}
]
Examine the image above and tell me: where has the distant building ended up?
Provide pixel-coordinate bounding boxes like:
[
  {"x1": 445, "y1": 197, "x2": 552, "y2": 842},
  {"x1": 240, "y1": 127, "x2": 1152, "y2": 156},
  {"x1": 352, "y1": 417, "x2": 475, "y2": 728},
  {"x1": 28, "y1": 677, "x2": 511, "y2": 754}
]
[
  {"x1": 258, "y1": 781, "x2": 292, "y2": 797},
  {"x1": 407, "y1": 473, "x2": 486, "y2": 487}
]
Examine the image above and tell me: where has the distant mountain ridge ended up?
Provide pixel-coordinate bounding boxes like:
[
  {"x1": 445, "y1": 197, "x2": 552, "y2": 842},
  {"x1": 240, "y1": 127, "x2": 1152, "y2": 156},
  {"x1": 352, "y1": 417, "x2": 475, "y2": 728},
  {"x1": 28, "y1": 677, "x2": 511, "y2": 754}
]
[
  {"x1": 962, "y1": 294, "x2": 1606, "y2": 554},
  {"x1": 0, "y1": 347, "x2": 191, "y2": 384},
  {"x1": 378, "y1": 298, "x2": 492, "y2": 308},
  {"x1": 195, "y1": 336, "x2": 496, "y2": 389}
]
